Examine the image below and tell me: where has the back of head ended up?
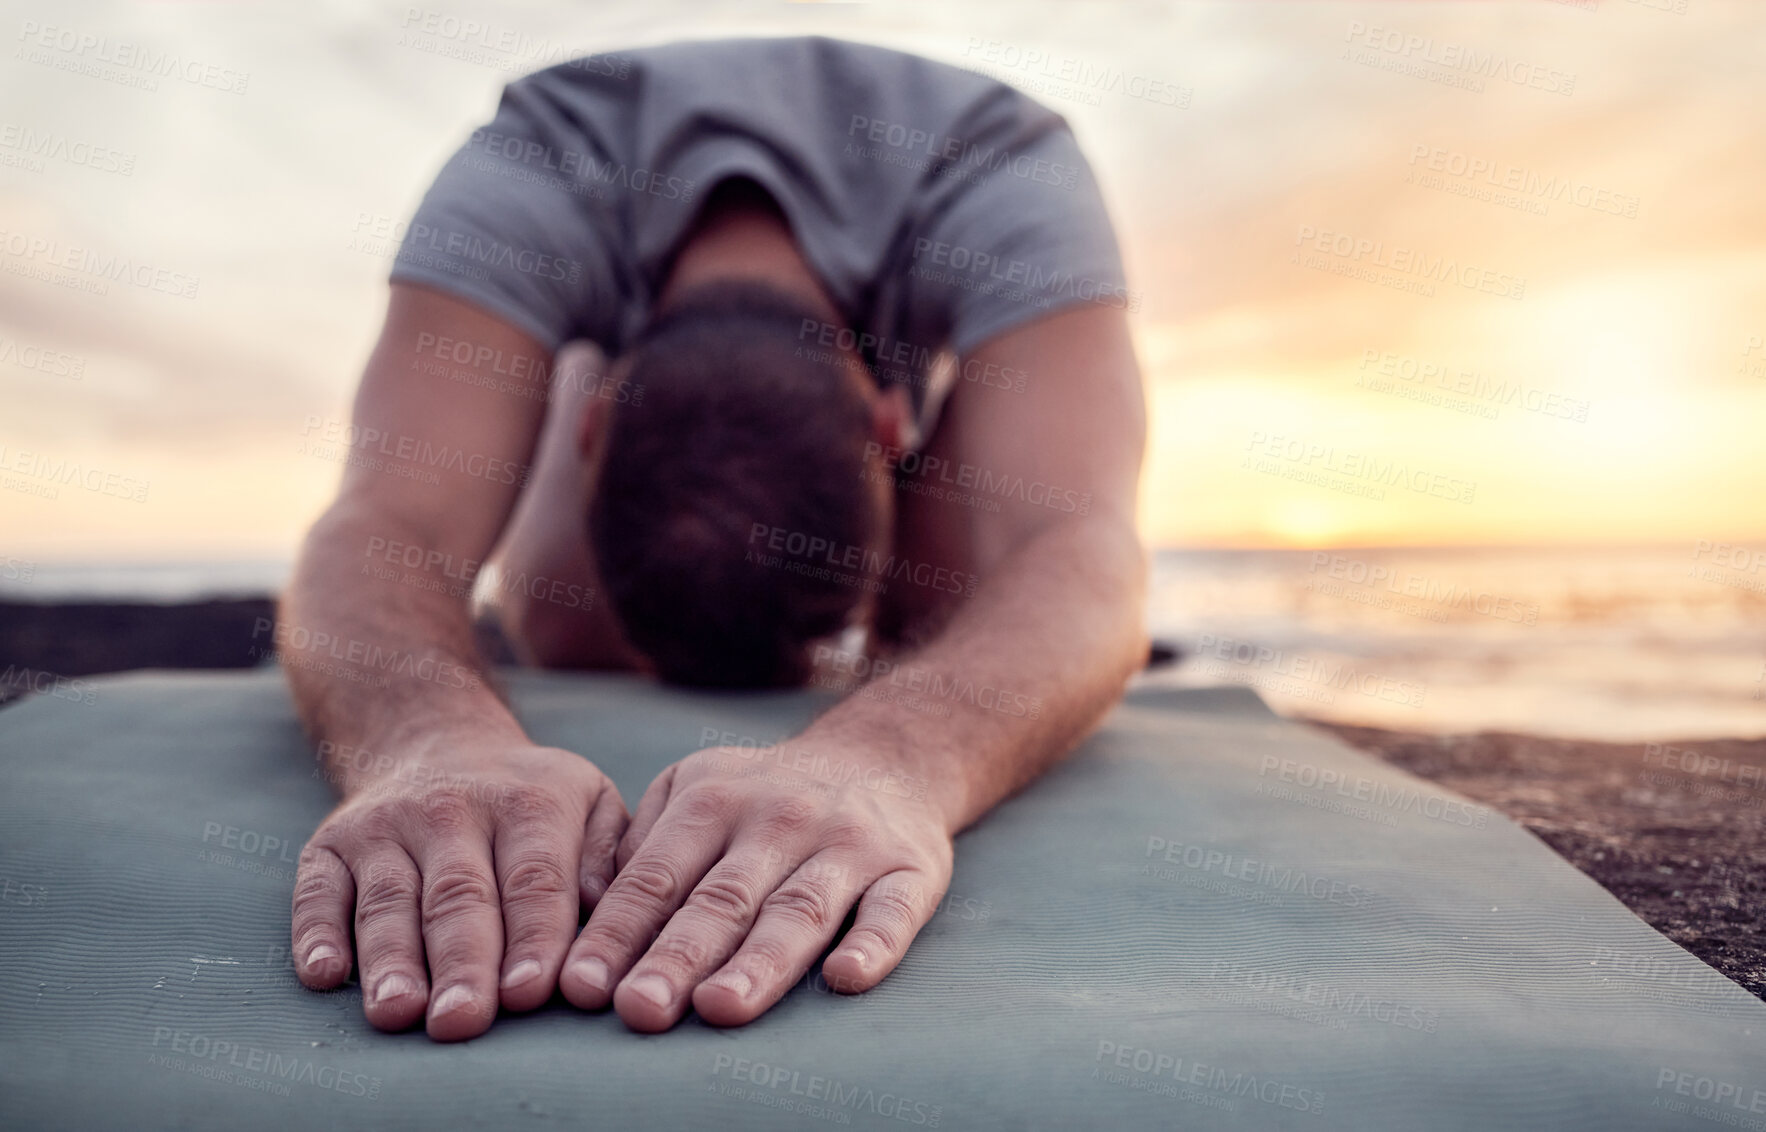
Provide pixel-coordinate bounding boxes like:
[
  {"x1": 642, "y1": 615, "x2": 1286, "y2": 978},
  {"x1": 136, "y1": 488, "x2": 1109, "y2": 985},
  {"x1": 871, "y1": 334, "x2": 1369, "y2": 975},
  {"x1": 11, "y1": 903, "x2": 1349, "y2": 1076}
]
[{"x1": 588, "y1": 283, "x2": 881, "y2": 687}]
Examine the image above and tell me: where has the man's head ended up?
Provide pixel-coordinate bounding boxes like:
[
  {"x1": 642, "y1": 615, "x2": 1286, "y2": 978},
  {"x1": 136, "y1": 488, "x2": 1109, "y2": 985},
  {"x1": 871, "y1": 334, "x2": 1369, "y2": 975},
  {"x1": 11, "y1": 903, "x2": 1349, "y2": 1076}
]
[{"x1": 584, "y1": 282, "x2": 907, "y2": 688}]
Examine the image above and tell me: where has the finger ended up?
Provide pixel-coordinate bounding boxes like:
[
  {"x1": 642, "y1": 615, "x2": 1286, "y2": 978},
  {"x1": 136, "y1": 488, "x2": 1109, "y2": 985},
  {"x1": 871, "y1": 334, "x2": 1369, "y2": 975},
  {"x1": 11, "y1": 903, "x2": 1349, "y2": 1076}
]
[
  {"x1": 819, "y1": 867, "x2": 941, "y2": 995},
  {"x1": 411, "y1": 810, "x2": 503, "y2": 1041},
  {"x1": 492, "y1": 791, "x2": 583, "y2": 1014},
  {"x1": 579, "y1": 780, "x2": 628, "y2": 908},
  {"x1": 560, "y1": 799, "x2": 726, "y2": 1012},
  {"x1": 693, "y1": 853, "x2": 871, "y2": 1027},
  {"x1": 615, "y1": 764, "x2": 675, "y2": 871},
  {"x1": 613, "y1": 847, "x2": 798, "y2": 1032},
  {"x1": 351, "y1": 844, "x2": 428, "y2": 1032},
  {"x1": 291, "y1": 844, "x2": 354, "y2": 989}
]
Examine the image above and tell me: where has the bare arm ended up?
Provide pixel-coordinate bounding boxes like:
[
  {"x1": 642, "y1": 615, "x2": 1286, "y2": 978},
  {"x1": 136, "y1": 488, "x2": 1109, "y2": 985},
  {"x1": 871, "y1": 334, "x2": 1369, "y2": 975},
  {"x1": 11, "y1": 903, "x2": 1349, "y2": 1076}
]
[
  {"x1": 561, "y1": 304, "x2": 1146, "y2": 1031},
  {"x1": 808, "y1": 303, "x2": 1149, "y2": 832},
  {"x1": 283, "y1": 283, "x2": 626, "y2": 1041},
  {"x1": 283, "y1": 284, "x2": 539, "y2": 760}
]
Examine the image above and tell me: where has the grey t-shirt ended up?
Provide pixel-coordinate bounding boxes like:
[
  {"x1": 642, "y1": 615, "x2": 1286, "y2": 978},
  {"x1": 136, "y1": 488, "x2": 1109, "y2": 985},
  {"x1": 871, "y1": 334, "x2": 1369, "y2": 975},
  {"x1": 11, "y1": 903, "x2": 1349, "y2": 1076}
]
[{"x1": 390, "y1": 35, "x2": 1129, "y2": 435}]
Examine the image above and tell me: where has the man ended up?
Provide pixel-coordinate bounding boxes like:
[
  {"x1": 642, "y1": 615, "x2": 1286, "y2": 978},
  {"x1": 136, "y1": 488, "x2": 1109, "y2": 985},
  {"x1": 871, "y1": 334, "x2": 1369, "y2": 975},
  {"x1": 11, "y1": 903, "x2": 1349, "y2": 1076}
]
[{"x1": 282, "y1": 36, "x2": 1147, "y2": 1041}]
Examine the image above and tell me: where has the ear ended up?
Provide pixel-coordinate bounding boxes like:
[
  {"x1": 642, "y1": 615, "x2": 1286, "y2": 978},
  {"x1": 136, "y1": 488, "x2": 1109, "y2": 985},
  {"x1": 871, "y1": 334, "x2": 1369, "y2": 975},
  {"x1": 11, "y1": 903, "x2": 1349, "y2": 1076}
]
[{"x1": 870, "y1": 385, "x2": 913, "y2": 455}]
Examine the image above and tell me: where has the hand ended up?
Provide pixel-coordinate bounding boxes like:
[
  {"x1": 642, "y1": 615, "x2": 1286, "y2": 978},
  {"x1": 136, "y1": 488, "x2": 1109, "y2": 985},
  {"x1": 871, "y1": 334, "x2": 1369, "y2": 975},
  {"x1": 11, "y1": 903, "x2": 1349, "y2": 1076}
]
[
  {"x1": 291, "y1": 743, "x2": 627, "y2": 1041},
  {"x1": 558, "y1": 742, "x2": 955, "y2": 1032}
]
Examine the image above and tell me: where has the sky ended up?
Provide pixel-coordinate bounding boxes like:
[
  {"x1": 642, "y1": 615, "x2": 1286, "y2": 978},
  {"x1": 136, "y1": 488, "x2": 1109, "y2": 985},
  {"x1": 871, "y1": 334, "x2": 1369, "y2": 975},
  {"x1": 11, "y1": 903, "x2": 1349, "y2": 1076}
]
[{"x1": 2, "y1": 0, "x2": 1763, "y2": 559}]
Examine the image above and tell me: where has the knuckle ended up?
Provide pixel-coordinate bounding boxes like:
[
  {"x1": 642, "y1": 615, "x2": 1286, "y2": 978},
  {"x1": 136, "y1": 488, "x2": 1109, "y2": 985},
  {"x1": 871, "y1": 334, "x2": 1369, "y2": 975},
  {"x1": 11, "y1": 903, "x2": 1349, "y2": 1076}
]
[
  {"x1": 860, "y1": 889, "x2": 921, "y2": 951},
  {"x1": 581, "y1": 910, "x2": 658, "y2": 958},
  {"x1": 754, "y1": 794, "x2": 822, "y2": 840},
  {"x1": 417, "y1": 789, "x2": 480, "y2": 830},
  {"x1": 605, "y1": 857, "x2": 681, "y2": 908},
  {"x1": 499, "y1": 855, "x2": 573, "y2": 906},
  {"x1": 423, "y1": 867, "x2": 498, "y2": 923},
  {"x1": 685, "y1": 873, "x2": 760, "y2": 926},
  {"x1": 798, "y1": 857, "x2": 856, "y2": 890},
  {"x1": 296, "y1": 841, "x2": 339, "y2": 873},
  {"x1": 819, "y1": 818, "x2": 876, "y2": 855},
  {"x1": 761, "y1": 879, "x2": 836, "y2": 934},
  {"x1": 675, "y1": 783, "x2": 736, "y2": 821},
  {"x1": 498, "y1": 783, "x2": 567, "y2": 827},
  {"x1": 355, "y1": 870, "x2": 420, "y2": 924},
  {"x1": 337, "y1": 805, "x2": 399, "y2": 846},
  {"x1": 291, "y1": 867, "x2": 345, "y2": 916}
]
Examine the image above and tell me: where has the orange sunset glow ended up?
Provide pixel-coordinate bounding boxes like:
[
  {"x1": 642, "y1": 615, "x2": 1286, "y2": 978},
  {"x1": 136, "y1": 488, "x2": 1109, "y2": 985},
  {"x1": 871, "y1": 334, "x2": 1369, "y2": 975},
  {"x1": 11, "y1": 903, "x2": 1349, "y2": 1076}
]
[{"x1": 2, "y1": 1, "x2": 1763, "y2": 559}]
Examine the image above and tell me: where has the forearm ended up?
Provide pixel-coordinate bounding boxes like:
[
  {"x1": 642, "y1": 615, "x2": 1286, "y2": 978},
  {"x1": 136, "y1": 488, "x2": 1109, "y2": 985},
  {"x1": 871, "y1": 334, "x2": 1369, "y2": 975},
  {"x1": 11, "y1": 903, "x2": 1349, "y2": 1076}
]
[
  {"x1": 280, "y1": 495, "x2": 527, "y2": 791},
  {"x1": 798, "y1": 515, "x2": 1148, "y2": 833}
]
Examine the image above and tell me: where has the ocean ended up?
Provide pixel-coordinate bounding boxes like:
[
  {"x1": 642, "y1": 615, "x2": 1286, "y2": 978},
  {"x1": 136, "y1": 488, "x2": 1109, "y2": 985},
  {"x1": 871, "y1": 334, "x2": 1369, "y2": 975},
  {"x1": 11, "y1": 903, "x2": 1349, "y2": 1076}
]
[
  {"x1": 4, "y1": 547, "x2": 1762, "y2": 742},
  {"x1": 1142, "y1": 546, "x2": 1766, "y2": 742}
]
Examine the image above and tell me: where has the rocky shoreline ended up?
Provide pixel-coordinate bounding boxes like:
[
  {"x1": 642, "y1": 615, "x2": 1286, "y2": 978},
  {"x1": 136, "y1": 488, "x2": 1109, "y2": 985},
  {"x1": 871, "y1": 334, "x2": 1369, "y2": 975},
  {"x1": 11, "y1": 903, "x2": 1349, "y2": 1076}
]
[{"x1": 0, "y1": 598, "x2": 275, "y2": 704}]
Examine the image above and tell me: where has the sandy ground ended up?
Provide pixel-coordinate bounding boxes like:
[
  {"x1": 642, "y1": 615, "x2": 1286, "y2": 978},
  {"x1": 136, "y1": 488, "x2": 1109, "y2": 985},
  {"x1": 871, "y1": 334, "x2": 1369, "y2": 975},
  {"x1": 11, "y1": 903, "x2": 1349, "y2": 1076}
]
[{"x1": 1312, "y1": 721, "x2": 1765, "y2": 1002}]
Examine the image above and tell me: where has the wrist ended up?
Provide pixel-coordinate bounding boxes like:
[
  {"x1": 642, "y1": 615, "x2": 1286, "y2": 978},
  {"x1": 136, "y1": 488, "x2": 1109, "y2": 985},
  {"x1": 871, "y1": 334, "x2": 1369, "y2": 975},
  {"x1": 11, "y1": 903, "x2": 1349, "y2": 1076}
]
[
  {"x1": 326, "y1": 716, "x2": 531, "y2": 795},
  {"x1": 782, "y1": 725, "x2": 968, "y2": 835}
]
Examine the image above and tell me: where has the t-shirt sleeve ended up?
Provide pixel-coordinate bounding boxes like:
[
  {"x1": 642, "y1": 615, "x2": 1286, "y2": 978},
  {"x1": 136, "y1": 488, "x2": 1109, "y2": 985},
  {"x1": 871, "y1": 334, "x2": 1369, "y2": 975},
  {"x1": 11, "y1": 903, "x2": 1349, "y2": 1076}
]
[
  {"x1": 388, "y1": 93, "x2": 618, "y2": 353},
  {"x1": 904, "y1": 124, "x2": 1132, "y2": 358}
]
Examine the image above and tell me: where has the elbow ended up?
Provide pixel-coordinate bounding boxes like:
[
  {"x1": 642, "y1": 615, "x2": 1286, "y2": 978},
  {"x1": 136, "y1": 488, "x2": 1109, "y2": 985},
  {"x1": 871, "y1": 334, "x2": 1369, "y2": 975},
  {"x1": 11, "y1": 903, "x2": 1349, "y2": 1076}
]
[{"x1": 1077, "y1": 515, "x2": 1150, "y2": 685}]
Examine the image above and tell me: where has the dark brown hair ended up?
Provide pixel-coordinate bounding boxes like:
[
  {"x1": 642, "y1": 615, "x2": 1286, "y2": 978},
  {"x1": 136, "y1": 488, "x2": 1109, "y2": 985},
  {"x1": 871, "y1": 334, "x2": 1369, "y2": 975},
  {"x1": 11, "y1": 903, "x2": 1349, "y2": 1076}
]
[{"x1": 588, "y1": 283, "x2": 880, "y2": 687}]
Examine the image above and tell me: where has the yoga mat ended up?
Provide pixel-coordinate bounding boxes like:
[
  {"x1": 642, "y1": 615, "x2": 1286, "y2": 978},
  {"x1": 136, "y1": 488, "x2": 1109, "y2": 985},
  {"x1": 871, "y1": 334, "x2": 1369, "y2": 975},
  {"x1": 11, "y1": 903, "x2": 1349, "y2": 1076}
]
[{"x1": 0, "y1": 669, "x2": 1761, "y2": 1130}]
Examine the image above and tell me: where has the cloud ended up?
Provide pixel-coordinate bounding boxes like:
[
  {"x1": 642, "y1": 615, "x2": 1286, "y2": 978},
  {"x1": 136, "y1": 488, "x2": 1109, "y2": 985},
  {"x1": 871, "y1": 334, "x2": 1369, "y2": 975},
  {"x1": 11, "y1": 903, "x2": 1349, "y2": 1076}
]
[{"x1": 4, "y1": 0, "x2": 1762, "y2": 555}]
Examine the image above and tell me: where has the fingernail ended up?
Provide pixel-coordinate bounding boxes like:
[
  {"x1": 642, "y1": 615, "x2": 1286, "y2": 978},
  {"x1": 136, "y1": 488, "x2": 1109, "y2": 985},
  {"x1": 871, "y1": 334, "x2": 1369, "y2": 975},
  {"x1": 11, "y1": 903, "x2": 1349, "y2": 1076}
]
[
  {"x1": 623, "y1": 973, "x2": 672, "y2": 1009},
  {"x1": 502, "y1": 959, "x2": 543, "y2": 990},
  {"x1": 304, "y1": 944, "x2": 340, "y2": 969},
  {"x1": 833, "y1": 946, "x2": 869, "y2": 970},
  {"x1": 568, "y1": 957, "x2": 610, "y2": 994},
  {"x1": 707, "y1": 969, "x2": 753, "y2": 999},
  {"x1": 430, "y1": 984, "x2": 477, "y2": 1018},
  {"x1": 370, "y1": 973, "x2": 419, "y2": 1006}
]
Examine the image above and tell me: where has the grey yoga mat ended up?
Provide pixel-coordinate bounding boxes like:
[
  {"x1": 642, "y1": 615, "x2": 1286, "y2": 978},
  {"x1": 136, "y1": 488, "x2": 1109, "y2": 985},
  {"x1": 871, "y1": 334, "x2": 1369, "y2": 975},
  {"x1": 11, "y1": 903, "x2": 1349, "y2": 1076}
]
[{"x1": 0, "y1": 668, "x2": 1761, "y2": 1130}]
